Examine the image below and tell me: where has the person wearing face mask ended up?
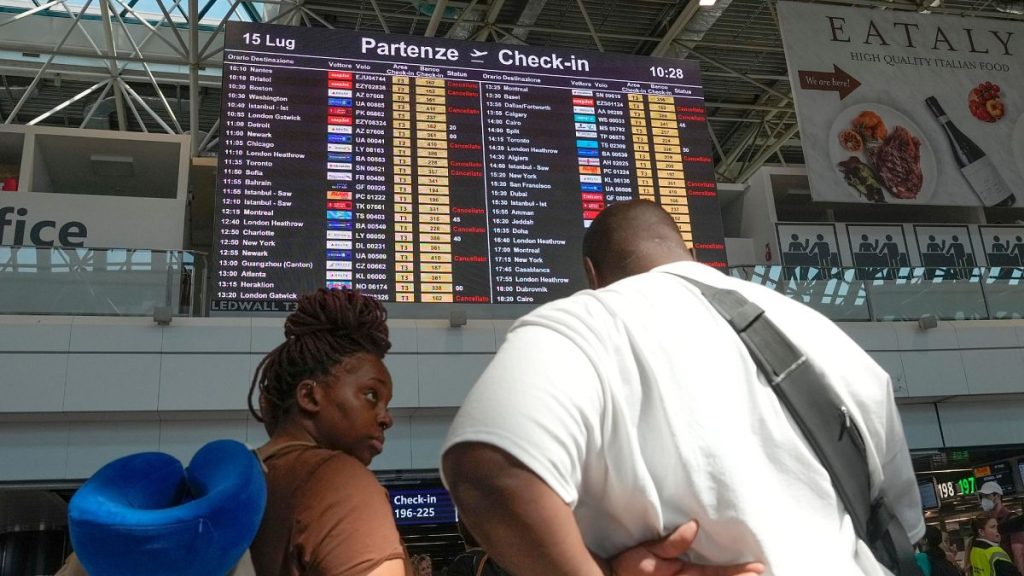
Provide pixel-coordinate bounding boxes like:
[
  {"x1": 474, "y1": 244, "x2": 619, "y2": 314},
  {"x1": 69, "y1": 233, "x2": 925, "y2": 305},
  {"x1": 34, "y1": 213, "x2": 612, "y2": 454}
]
[
  {"x1": 979, "y1": 482, "x2": 1024, "y2": 573},
  {"x1": 967, "y1": 514, "x2": 1021, "y2": 576}
]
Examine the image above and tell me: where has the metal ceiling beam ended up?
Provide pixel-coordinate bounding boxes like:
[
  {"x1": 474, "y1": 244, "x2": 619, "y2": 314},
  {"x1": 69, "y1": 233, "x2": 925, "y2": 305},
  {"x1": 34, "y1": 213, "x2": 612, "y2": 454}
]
[
  {"x1": 305, "y1": 4, "x2": 667, "y2": 42},
  {"x1": 367, "y1": 0, "x2": 391, "y2": 33},
  {"x1": 650, "y1": 0, "x2": 701, "y2": 57},
  {"x1": 705, "y1": 101, "x2": 793, "y2": 113},
  {"x1": 470, "y1": 0, "x2": 507, "y2": 41},
  {"x1": 80, "y1": 79, "x2": 114, "y2": 127},
  {"x1": 118, "y1": 77, "x2": 174, "y2": 132},
  {"x1": 735, "y1": 122, "x2": 800, "y2": 183},
  {"x1": 425, "y1": 0, "x2": 449, "y2": 37},
  {"x1": 189, "y1": 0, "x2": 199, "y2": 152},
  {"x1": 0, "y1": 0, "x2": 64, "y2": 28},
  {"x1": 444, "y1": 0, "x2": 484, "y2": 39},
  {"x1": 108, "y1": 2, "x2": 184, "y2": 132},
  {"x1": 715, "y1": 88, "x2": 784, "y2": 178},
  {"x1": 703, "y1": 71, "x2": 788, "y2": 82},
  {"x1": 27, "y1": 78, "x2": 107, "y2": 125},
  {"x1": 301, "y1": 6, "x2": 335, "y2": 29},
  {"x1": 691, "y1": 40, "x2": 784, "y2": 53},
  {"x1": 572, "y1": 0, "x2": 604, "y2": 51},
  {"x1": 1, "y1": 0, "x2": 111, "y2": 126},
  {"x1": 98, "y1": 0, "x2": 129, "y2": 131},
  {"x1": 684, "y1": 45, "x2": 791, "y2": 103},
  {"x1": 506, "y1": 0, "x2": 547, "y2": 43},
  {"x1": 110, "y1": 0, "x2": 189, "y2": 58},
  {"x1": 154, "y1": 0, "x2": 191, "y2": 56}
]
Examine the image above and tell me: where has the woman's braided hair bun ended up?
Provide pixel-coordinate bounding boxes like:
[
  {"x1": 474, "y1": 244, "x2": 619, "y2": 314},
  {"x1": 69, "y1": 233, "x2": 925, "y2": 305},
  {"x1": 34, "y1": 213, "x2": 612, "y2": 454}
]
[{"x1": 249, "y1": 288, "x2": 391, "y2": 430}]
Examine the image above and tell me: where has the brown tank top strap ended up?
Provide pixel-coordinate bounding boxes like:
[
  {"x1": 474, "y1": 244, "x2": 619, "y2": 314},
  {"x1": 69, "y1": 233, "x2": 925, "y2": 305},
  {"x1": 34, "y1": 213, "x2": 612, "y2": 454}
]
[
  {"x1": 256, "y1": 441, "x2": 318, "y2": 464},
  {"x1": 475, "y1": 552, "x2": 490, "y2": 576}
]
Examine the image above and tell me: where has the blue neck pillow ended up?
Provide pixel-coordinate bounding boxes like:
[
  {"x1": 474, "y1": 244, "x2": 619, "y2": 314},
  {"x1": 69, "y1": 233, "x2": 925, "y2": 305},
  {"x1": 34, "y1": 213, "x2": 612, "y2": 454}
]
[{"x1": 68, "y1": 439, "x2": 266, "y2": 576}]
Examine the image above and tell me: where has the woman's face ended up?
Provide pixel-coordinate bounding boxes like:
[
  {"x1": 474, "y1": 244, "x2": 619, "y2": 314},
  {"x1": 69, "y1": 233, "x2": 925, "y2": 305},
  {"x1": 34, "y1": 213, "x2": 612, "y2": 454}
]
[
  {"x1": 981, "y1": 518, "x2": 1000, "y2": 542},
  {"x1": 313, "y1": 353, "x2": 394, "y2": 465}
]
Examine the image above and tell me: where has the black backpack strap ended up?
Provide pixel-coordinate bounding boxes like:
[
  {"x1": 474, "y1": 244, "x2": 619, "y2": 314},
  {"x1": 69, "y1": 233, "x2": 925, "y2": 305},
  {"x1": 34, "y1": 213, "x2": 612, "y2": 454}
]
[{"x1": 668, "y1": 272, "x2": 920, "y2": 576}]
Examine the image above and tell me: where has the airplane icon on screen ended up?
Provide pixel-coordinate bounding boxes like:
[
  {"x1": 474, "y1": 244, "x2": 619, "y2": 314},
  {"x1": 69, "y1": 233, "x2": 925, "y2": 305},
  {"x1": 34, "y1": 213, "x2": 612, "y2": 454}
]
[{"x1": 470, "y1": 49, "x2": 488, "y2": 58}]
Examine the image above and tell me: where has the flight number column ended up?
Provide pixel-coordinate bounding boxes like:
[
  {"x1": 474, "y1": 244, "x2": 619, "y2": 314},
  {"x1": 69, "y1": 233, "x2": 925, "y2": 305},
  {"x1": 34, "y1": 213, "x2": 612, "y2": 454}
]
[
  {"x1": 350, "y1": 72, "x2": 392, "y2": 301},
  {"x1": 391, "y1": 75, "x2": 415, "y2": 303},
  {"x1": 414, "y1": 77, "x2": 453, "y2": 303},
  {"x1": 593, "y1": 91, "x2": 633, "y2": 211}
]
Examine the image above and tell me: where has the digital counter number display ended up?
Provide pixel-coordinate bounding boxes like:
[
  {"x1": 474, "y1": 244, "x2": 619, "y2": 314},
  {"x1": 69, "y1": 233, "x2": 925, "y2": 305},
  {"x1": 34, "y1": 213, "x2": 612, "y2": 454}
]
[{"x1": 213, "y1": 22, "x2": 725, "y2": 313}]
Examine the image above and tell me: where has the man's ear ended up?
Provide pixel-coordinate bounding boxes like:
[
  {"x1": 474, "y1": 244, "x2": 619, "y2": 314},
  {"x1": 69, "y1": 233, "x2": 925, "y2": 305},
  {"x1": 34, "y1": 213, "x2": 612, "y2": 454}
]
[
  {"x1": 583, "y1": 257, "x2": 600, "y2": 290},
  {"x1": 294, "y1": 379, "x2": 321, "y2": 414}
]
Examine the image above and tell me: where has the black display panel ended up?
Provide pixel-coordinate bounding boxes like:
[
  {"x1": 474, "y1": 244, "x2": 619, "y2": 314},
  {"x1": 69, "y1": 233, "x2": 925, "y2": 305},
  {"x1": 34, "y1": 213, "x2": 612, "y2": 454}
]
[
  {"x1": 975, "y1": 461, "x2": 1016, "y2": 496},
  {"x1": 213, "y1": 22, "x2": 726, "y2": 313},
  {"x1": 918, "y1": 478, "x2": 940, "y2": 510}
]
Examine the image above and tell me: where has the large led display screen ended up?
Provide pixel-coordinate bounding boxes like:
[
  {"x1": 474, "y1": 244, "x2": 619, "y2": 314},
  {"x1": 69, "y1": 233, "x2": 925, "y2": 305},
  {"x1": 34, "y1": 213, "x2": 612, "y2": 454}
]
[{"x1": 213, "y1": 22, "x2": 724, "y2": 312}]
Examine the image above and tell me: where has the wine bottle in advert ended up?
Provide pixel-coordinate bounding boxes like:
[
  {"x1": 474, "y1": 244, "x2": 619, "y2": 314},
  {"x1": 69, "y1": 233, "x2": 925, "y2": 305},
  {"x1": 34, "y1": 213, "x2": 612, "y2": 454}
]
[{"x1": 925, "y1": 96, "x2": 1015, "y2": 207}]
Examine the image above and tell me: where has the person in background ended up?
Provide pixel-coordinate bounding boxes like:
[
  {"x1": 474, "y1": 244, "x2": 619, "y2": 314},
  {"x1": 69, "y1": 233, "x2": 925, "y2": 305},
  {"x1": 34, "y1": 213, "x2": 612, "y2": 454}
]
[
  {"x1": 247, "y1": 288, "x2": 407, "y2": 576},
  {"x1": 410, "y1": 554, "x2": 433, "y2": 576},
  {"x1": 441, "y1": 200, "x2": 921, "y2": 575},
  {"x1": 979, "y1": 482, "x2": 1024, "y2": 573},
  {"x1": 916, "y1": 534, "x2": 931, "y2": 576},
  {"x1": 917, "y1": 525, "x2": 960, "y2": 576},
  {"x1": 967, "y1": 514, "x2": 1020, "y2": 576}
]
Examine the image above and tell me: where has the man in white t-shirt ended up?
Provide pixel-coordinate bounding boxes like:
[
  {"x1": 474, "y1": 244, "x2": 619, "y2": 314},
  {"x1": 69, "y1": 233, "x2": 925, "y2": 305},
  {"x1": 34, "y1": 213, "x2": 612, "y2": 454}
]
[{"x1": 441, "y1": 200, "x2": 924, "y2": 576}]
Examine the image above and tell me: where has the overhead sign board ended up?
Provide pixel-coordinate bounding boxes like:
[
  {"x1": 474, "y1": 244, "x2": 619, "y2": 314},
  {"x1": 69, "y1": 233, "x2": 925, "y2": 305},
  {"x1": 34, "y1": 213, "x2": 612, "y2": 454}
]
[
  {"x1": 1, "y1": 191, "x2": 185, "y2": 250},
  {"x1": 778, "y1": 2, "x2": 1024, "y2": 207}
]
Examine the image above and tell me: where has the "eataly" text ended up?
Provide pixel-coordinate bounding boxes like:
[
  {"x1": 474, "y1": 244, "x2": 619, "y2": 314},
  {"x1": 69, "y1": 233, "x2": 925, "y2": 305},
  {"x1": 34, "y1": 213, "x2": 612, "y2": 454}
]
[{"x1": 826, "y1": 16, "x2": 1014, "y2": 56}]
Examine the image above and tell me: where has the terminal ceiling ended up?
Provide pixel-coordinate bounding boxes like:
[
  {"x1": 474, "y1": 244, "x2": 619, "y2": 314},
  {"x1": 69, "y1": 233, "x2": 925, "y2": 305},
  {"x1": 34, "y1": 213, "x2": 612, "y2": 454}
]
[{"x1": 0, "y1": 0, "x2": 1021, "y2": 185}]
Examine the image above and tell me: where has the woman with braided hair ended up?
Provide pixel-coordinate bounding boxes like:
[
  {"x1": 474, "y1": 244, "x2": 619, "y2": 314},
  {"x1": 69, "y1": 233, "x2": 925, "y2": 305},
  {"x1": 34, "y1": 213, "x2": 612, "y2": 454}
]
[{"x1": 248, "y1": 288, "x2": 408, "y2": 576}]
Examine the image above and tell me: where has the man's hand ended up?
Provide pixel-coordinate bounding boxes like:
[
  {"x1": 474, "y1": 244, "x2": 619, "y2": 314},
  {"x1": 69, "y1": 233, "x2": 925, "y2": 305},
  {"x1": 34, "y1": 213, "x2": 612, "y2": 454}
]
[{"x1": 610, "y1": 521, "x2": 765, "y2": 576}]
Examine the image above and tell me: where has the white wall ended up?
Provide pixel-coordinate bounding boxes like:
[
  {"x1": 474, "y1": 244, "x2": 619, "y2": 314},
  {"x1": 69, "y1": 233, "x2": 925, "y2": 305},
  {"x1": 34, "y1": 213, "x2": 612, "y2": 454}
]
[{"x1": 1, "y1": 316, "x2": 1022, "y2": 481}]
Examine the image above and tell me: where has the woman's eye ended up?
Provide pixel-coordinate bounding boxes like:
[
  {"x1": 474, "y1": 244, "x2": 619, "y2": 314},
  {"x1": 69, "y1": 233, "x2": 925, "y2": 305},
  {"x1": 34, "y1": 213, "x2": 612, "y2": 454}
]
[{"x1": 365, "y1": 390, "x2": 378, "y2": 402}]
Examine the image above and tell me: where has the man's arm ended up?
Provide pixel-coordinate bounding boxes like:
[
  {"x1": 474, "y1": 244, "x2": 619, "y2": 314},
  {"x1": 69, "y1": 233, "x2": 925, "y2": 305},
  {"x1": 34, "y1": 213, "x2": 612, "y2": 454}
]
[
  {"x1": 444, "y1": 442, "x2": 604, "y2": 576},
  {"x1": 444, "y1": 442, "x2": 764, "y2": 576}
]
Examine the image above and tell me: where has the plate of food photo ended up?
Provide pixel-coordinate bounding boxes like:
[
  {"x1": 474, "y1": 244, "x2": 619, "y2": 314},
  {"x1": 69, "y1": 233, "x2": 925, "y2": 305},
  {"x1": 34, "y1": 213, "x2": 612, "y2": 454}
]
[{"x1": 828, "y1": 103, "x2": 936, "y2": 204}]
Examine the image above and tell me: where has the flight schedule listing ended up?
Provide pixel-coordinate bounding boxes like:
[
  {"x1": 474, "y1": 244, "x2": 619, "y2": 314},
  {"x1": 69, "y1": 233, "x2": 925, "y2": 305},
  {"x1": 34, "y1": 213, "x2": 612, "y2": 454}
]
[{"x1": 212, "y1": 22, "x2": 725, "y2": 312}]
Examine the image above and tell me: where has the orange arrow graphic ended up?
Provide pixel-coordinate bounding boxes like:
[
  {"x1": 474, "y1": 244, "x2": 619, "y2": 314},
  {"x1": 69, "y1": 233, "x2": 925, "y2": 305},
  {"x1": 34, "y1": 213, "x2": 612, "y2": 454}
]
[{"x1": 797, "y1": 65, "x2": 861, "y2": 100}]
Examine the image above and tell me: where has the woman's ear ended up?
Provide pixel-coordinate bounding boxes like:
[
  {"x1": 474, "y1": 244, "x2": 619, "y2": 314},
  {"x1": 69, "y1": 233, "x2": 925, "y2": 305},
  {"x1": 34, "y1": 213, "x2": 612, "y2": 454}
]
[{"x1": 294, "y1": 380, "x2": 321, "y2": 414}]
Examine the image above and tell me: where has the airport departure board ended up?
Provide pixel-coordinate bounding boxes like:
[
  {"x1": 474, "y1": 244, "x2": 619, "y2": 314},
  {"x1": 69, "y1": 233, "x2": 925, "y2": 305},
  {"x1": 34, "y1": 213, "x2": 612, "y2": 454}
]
[{"x1": 213, "y1": 22, "x2": 725, "y2": 313}]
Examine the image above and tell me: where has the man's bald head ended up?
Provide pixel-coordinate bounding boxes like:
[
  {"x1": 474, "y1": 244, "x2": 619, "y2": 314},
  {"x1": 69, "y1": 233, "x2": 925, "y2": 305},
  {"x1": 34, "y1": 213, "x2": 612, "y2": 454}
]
[{"x1": 582, "y1": 200, "x2": 693, "y2": 289}]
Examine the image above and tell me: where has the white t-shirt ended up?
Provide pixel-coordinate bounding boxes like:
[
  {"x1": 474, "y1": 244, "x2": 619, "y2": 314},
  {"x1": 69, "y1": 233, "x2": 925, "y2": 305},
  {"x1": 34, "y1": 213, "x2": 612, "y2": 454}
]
[{"x1": 442, "y1": 261, "x2": 924, "y2": 576}]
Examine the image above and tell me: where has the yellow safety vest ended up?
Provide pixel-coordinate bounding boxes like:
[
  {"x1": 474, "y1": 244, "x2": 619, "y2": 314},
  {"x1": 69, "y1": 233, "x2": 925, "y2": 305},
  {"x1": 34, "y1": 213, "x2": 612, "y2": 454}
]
[{"x1": 971, "y1": 541, "x2": 1013, "y2": 576}]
